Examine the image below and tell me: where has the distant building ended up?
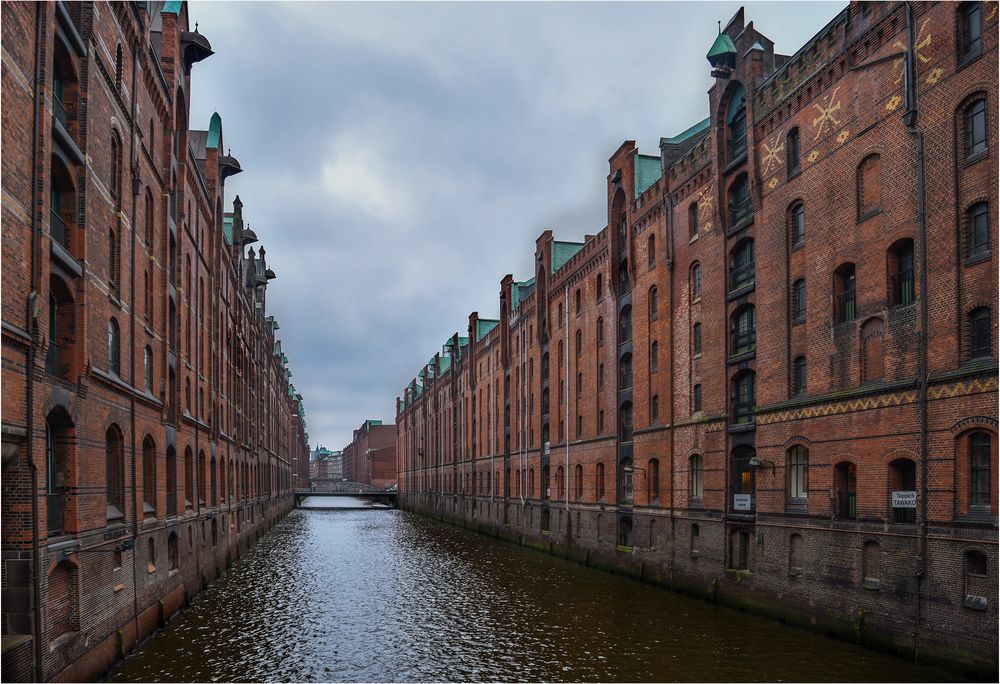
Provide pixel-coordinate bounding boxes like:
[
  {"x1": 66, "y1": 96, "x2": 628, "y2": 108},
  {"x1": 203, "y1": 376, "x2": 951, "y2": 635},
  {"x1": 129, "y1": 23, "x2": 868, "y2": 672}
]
[
  {"x1": 310, "y1": 446, "x2": 343, "y2": 481},
  {"x1": 341, "y1": 420, "x2": 397, "y2": 490}
]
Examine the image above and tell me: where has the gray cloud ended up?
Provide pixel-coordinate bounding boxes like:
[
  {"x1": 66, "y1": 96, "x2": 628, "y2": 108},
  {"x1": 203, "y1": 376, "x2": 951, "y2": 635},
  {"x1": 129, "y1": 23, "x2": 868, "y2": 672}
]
[{"x1": 187, "y1": 1, "x2": 840, "y2": 449}]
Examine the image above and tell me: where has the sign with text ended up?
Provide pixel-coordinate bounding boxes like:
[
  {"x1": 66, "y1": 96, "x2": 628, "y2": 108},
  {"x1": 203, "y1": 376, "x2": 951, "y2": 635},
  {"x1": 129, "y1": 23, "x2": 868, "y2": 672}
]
[
  {"x1": 733, "y1": 494, "x2": 752, "y2": 511},
  {"x1": 892, "y1": 490, "x2": 917, "y2": 508}
]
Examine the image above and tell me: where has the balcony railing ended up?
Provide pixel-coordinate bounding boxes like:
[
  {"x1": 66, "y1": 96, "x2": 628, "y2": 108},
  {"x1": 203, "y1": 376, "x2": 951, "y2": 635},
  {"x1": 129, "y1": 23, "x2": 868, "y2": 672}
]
[
  {"x1": 891, "y1": 270, "x2": 914, "y2": 307},
  {"x1": 834, "y1": 290, "x2": 856, "y2": 323},
  {"x1": 50, "y1": 208, "x2": 68, "y2": 248}
]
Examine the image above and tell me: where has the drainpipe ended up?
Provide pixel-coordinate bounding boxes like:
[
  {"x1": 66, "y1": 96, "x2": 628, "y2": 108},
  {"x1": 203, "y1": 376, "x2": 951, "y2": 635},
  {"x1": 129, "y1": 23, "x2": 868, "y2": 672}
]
[
  {"x1": 564, "y1": 284, "x2": 570, "y2": 509},
  {"x1": 28, "y1": 4, "x2": 44, "y2": 680},
  {"x1": 128, "y1": 36, "x2": 141, "y2": 645},
  {"x1": 903, "y1": 0, "x2": 929, "y2": 661}
]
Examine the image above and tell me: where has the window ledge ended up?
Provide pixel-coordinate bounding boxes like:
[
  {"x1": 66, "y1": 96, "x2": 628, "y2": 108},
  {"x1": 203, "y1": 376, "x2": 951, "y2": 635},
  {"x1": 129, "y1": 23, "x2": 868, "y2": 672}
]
[
  {"x1": 724, "y1": 151, "x2": 748, "y2": 176},
  {"x1": 965, "y1": 252, "x2": 990, "y2": 267},
  {"x1": 962, "y1": 594, "x2": 988, "y2": 611},
  {"x1": 787, "y1": 167, "x2": 802, "y2": 181},
  {"x1": 51, "y1": 241, "x2": 83, "y2": 278},
  {"x1": 688, "y1": 233, "x2": 699, "y2": 245},
  {"x1": 726, "y1": 214, "x2": 754, "y2": 237},
  {"x1": 726, "y1": 283, "x2": 755, "y2": 301},
  {"x1": 862, "y1": 578, "x2": 880, "y2": 591},
  {"x1": 727, "y1": 421, "x2": 756, "y2": 433},
  {"x1": 727, "y1": 350, "x2": 756, "y2": 364},
  {"x1": 788, "y1": 568, "x2": 803, "y2": 577},
  {"x1": 962, "y1": 150, "x2": 988, "y2": 168},
  {"x1": 857, "y1": 208, "x2": 882, "y2": 224},
  {"x1": 957, "y1": 48, "x2": 983, "y2": 72},
  {"x1": 792, "y1": 316, "x2": 805, "y2": 327}
]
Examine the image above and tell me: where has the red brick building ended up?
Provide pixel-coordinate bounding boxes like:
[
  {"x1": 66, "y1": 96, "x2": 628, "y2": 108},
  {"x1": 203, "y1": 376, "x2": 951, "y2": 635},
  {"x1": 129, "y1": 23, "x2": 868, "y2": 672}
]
[
  {"x1": 0, "y1": 2, "x2": 309, "y2": 681},
  {"x1": 397, "y1": 2, "x2": 998, "y2": 674},
  {"x1": 341, "y1": 420, "x2": 397, "y2": 490}
]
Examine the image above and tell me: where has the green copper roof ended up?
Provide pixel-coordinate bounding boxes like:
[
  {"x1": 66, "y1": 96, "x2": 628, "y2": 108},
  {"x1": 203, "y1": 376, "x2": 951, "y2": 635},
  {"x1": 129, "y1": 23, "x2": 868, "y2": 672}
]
[
  {"x1": 207, "y1": 112, "x2": 222, "y2": 149},
  {"x1": 551, "y1": 241, "x2": 584, "y2": 273},
  {"x1": 634, "y1": 154, "x2": 661, "y2": 196},
  {"x1": 707, "y1": 32, "x2": 737, "y2": 59},
  {"x1": 512, "y1": 277, "x2": 536, "y2": 309},
  {"x1": 661, "y1": 117, "x2": 710, "y2": 147},
  {"x1": 439, "y1": 354, "x2": 452, "y2": 375},
  {"x1": 475, "y1": 319, "x2": 499, "y2": 341},
  {"x1": 162, "y1": 1, "x2": 182, "y2": 15}
]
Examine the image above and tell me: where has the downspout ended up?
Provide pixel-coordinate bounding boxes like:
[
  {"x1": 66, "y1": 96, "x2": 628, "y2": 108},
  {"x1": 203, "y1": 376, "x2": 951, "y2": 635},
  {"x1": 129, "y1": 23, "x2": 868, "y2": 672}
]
[
  {"x1": 903, "y1": 0, "x2": 929, "y2": 661},
  {"x1": 28, "y1": 4, "x2": 44, "y2": 680},
  {"x1": 661, "y1": 167, "x2": 676, "y2": 582},
  {"x1": 128, "y1": 36, "x2": 141, "y2": 645},
  {"x1": 564, "y1": 284, "x2": 570, "y2": 509}
]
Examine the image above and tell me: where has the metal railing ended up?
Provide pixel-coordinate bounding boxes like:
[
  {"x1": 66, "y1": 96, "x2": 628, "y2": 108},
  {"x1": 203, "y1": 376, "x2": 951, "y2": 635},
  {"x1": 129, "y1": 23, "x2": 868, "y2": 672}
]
[
  {"x1": 834, "y1": 290, "x2": 856, "y2": 323},
  {"x1": 891, "y1": 269, "x2": 914, "y2": 307}
]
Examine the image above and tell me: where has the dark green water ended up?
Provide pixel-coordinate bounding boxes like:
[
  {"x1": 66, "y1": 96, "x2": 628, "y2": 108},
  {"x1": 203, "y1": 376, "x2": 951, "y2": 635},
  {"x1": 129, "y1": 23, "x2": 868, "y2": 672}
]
[{"x1": 107, "y1": 501, "x2": 964, "y2": 682}]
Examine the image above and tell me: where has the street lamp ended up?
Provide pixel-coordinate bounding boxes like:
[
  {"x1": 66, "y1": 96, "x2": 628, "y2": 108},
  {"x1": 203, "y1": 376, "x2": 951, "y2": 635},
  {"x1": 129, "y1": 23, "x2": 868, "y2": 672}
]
[{"x1": 748, "y1": 455, "x2": 776, "y2": 476}]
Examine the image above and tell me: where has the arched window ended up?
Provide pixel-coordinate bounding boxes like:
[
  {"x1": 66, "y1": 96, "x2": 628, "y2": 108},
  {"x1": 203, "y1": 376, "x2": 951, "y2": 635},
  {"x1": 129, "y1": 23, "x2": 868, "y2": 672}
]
[
  {"x1": 647, "y1": 234, "x2": 656, "y2": 270},
  {"x1": 115, "y1": 43, "x2": 123, "y2": 90},
  {"x1": 147, "y1": 537, "x2": 156, "y2": 573},
  {"x1": 731, "y1": 370, "x2": 755, "y2": 425},
  {"x1": 541, "y1": 508, "x2": 550, "y2": 533},
  {"x1": 529, "y1": 468, "x2": 535, "y2": 497},
  {"x1": 834, "y1": 263, "x2": 857, "y2": 323},
  {"x1": 792, "y1": 355, "x2": 807, "y2": 396},
  {"x1": 105, "y1": 425, "x2": 125, "y2": 521},
  {"x1": 967, "y1": 202, "x2": 989, "y2": 258},
  {"x1": 574, "y1": 463, "x2": 583, "y2": 500},
  {"x1": 556, "y1": 465, "x2": 565, "y2": 500},
  {"x1": 788, "y1": 446, "x2": 808, "y2": 500},
  {"x1": 142, "y1": 436, "x2": 156, "y2": 516},
  {"x1": 619, "y1": 458, "x2": 634, "y2": 506},
  {"x1": 651, "y1": 394, "x2": 660, "y2": 423},
  {"x1": 691, "y1": 262, "x2": 702, "y2": 301},
  {"x1": 184, "y1": 447, "x2": 193, "y2": 508},
  {"x1": 731, "y1": 305, "x2": 756, "y2": 356},
  {"x1": 730, "y1": 238, "x2": 755, "y2": 291},
  {"x1": 861, "y1": 317, "x2": 884, "y2": 383},
  {"x1": 166, "y1": 446, "x2": 177, "y2": 515},
  {"x1": 969, "y1": 307, "x2": 992, "y2": 358},
  {"x1": 969, "y1": 431, "x2": 992, "y2": 507},
  {"x1": 596, "y1": 462, "x2": 605, "y2": 500},
  {"x1": 618, "y1": 516, "x2": 634, "y2": 548},
  {"x1": 648, "y1": 458, "x2": 660, "y2": 502},
  {"x1": 689, "y1": 202, "x2": 698, "y2": 239},
  {"x1": 790, "y1": 202, "x2": 805, "y2": 247},
  {"x1": 47, "y1": 276, "x2": 75, "y2": 380},
  {"x1": 729, "y1": 173, "x2": 751, "y2": 225},
  {"x1": 792, "y1": 278, "x2": 806, "y2": 323},
  {"x1": 888, "y1": 239, "x2": 915, "y2": 307},
  {"x1": 596, "y1": 273, "x2": 603, "y2": 301},
  {"x1": 693, "y1": 322, "x2": 702, "y2": 355},
  {"x1": 857, "y1": 154, "x2": 882, "y2": 219},
  {"x1": 168, "y1": 532, "x2": 179, "y2": 571},
  {"x1": 727, "y1": 82, "x2": 747, "y2": 160},
  {"x1": 787, "y1": 127, "x2": 801, "y2": 174},
  {"x1": 45, "y1": 409, "x2": 73, "y2": 535},
  {"x1": 889, "y1": 458, "x2": 917, "y2": 523},
  {"x1": 619, "y1": 305, "x2": 632, "y2": 344},
  {"x1": 648, "y1": 286, "x2": 658, "y2": 320},
  {"x1": 47, "y1": 561, "x2": 79, "y2": 637},
  {"x1": 619, "y1": 401, "x2": 633, "y2": 442},
  {"x1": 965, "y1": 99, "x2": 987, "y2": 158},
  {"x1": 650, "y1": 340, "x2": 659, "y2": 373},
  {"x1": 693, "y1": 384, "x2": 702, "y2": 413},
  {"x1": 690, "y1": 454, "x2": 703, "y2": 499},
  {"x1": 618, "y1": 354, "x2": 632, "y2": 391},
  {"x1": 574, "y1": 287, "x2": 581, "y2": 316},
  {"x1": 50, "y1": 156, "x2": 75, "y2": 251}
]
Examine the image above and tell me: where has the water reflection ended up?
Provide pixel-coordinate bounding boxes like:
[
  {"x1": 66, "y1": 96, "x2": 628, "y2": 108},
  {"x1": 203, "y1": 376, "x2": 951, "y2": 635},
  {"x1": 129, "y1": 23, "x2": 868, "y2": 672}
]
[{"x1": 108, "y1": 509, "x2": 963, "y2": 683}]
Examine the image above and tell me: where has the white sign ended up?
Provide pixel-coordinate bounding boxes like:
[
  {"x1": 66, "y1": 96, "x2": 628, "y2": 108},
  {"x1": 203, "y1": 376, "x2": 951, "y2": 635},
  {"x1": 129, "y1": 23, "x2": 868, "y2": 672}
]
[
  {"x1": 733, "y1": 494, "x2": 752, "y2": 511},
  {"x1": 892, "y1": 490, "x2": 916, "y2": 508}
]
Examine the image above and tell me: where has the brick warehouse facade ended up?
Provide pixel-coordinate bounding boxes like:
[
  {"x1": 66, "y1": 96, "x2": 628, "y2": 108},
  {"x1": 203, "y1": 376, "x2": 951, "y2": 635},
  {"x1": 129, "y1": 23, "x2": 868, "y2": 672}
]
[
  {"x1": 396, "y1": 2, "x2": 998, "y2": 675},
  {"x1": 340, "y1": 420, "x2": 397, "y2": 490},
  {"x1": 0, "y1": 2, "x2": 309, "y2": 682}
]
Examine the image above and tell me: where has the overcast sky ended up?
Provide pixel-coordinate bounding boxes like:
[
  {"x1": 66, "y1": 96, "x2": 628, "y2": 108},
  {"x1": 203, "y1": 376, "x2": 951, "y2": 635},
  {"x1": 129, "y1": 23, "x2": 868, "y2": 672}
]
[{"x1": 187, "y1": 0, "x2": 841, "y2": 452}]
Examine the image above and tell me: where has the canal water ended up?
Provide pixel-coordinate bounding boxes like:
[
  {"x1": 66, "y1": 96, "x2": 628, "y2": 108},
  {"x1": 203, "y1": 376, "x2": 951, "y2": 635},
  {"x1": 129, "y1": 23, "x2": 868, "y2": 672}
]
[{"x1": 108, "y1": 499, "x2": 963, "y2": 682}]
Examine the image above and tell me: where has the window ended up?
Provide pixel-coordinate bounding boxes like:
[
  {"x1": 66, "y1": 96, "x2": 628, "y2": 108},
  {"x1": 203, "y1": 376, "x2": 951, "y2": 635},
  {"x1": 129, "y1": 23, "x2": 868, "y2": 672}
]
[
  {"x1": 689, "y1": 202, "x2": 698, "y2": 239},
  {"x1": 110, "y1": 135, "x2": 121, "y2": 202},
  {"x1": 166, "y1": 447, "x2": 177, "y2": 515},
  {"x1": 619, "y1": 401, "x2": 633, "y2": 442},
  {"x1": 597, "y1": 318, "x2": 604, "y2": 347},
  {"x1": 790, "y1": 202, "x2": 805, "y2": 246},
  {"x1": 143, "y1": 437, "x2": 156, "y2": 515},
  {"x1": 834, "y1": 263, "x2": 857, "y2": 323},
  {"x1": 168, "y1": 533, "x2": 179, "y2": 571},
  {"x1": 861, "y1": 318, "x2": 884, "y2": 382},
  {"x1": 618, "y1": 516, "x2": 634, "y2": 548},
  {"x1": 693, "y1": 384, "x2": 702, "y2": 413},
  {"x1": 647, "y1": 234, "x2": 655, "y2": 270},
  {"x1": 115, "y1": 44, "x2": 123, "y2": 90},
  {"x1": 792, "y1": 279, "x2": 806, "y2": 323},
  {"x1": 651, "y1": 341, "x2": 658, "y2": 373},
  {"x1": 730, "y1": 173, "x2": 751, "y2": 224},
  {"x1": 690, "y1": 523, "x2": 700, "y2": 555},
  {"x1": 862, "y1": 540, "x2": 880, "y2": 586},
  {"x1": 618, "y1": 353, "x2": 632, "y2": 390},
  {"x1": 619, "y1": 305, "x2": 632, "y2": 344},
  {"x1": 557, "y1": 302, "x2": 563, "y2": 327},
  {"x1": 109, "y1": 229, "x2": 118, "y2": 290},
  {"x1": 969, "y1": 431, "x2": 991, "y2": 506},
  {"x1": 727, "y1": 82, "x2": 747, "y2": 160},
  {"x1": 648, "y1": 458, "x2": 660, "y2": 502},
  {"x1": 184, "y1": 448, "x2": 193, "y2": 508},
  {"x1": 731, "y1": 305, "x2": 756, "y2": 356},
  {"x1": 575, "y1": 330, "x2": 582, "y2": 358},
  {"x1": 964, "y1": 549, "x2": 989, "y2": 609},
  {"x1": 108, "y1": 318, "x2": 120, "y2": 375},
  {"x1": 960, "y1": 3, "x2": 983, "y2": 61},
  {"x1": 649, "y1": 286, "x2": 658, "y2": 320},
  {"x1": 730, "y1": 239, "x2": 755, "y2": 291},
  {"x1": 575, "y1": 464, "x2": 583, "y2": 500},
  {"x1": 969, "y1": 307, "x2": 992, "y2": 358},
  {"x1": 730, "y1": 446, "x2": 756, "y2": 512},
  {"x1": 691, "y1": 263, "x2": 702, "y2": 300},
  {"x1": 787, "y1": 127, "x2": 801, "y2": 174},
  {"x1": 835, "y1": 461, "x2": 857, "y2": 520},
  {"x1": 598, "y1": 364, "x2": 605, "y2": 390},
  {"x1": 967, "y1": 202, "x2": 989, "y2": 258},
  {"x1": 690, "y1": 454, "x2": 703, "y2": 499},
  {"x1": 596, "y1": 273, "x2": 603, "y2": 301},
  {"x1": 889, "y1": 239, "x2": 915, "y2": 307},
  {"x1": 792, "y1": 355, "x2": 807, "y2": 396},
  {"x1": 596, "y1": 462, "x2": 605, "y2": 500},
  {"x1": 693, "y1": 322, "x2": 702, "y2": 355},
  {"x1": 731, "y1": 370, "x2": 755, "y2": 424},
  {"x1": 889, "y1": 458, "x2": 917, "y2": 523},
  {"x1": 788, "y1": 446, "x2": 808, "y2": 500},
  {"x1": 106, "y1": 425, "x2": 125, "y2": 521},
  {"x1": 620, "y1": 458, "x2": 634, "y2": 506},
  {"x1": 651, "y1": 395, "x2": 660, "y2": 423},
  {"x1": 857, "y1": 154, "x2": 881, "y2": 219},
  {"x1": 575, "y1": 288, "x2": 581, "y2": 316},
  {"x1": 729, "y1": 529, "x2": 751, "y2": 570},
  {"x1": 143, "y1": 345, "x2": 153, "y2": 391},
  {"x1": 145, "y1": 190, "x2": 154, "y2": 246},
  {"x1": 598, "y1": 409, "x2": 605, "y2": 432},
  {"x1": 45, "y1": 409, "x2": 72, "y2": 535}
]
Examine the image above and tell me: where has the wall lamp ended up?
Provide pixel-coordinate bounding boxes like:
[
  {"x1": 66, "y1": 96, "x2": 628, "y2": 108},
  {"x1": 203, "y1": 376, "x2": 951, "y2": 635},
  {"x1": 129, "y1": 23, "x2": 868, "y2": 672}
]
[{"x1": 748, "y1": 456, "x2": 776, "y2": 476}]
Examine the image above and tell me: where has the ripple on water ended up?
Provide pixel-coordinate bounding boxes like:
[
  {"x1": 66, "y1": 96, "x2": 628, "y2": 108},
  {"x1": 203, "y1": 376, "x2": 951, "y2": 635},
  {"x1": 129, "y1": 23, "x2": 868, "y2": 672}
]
[{"x1": 108, "y1": 508, "x2": 969, "y2": 683}]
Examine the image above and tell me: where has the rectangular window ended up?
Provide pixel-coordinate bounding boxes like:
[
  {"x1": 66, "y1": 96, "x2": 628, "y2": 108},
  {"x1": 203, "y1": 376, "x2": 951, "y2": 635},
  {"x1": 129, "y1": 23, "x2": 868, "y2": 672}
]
[
  {"x1": 962, "y1": 3, "x2": 982, "y2": 60},
  {"x1": 693, "y1": 384, "x2": 702, "y2": 413},
  {"x1": 966, "y1": 101, "x2": 987, "y2": 158}
]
